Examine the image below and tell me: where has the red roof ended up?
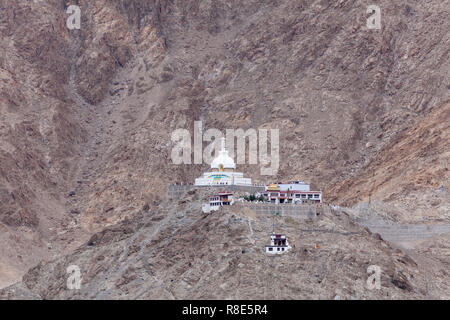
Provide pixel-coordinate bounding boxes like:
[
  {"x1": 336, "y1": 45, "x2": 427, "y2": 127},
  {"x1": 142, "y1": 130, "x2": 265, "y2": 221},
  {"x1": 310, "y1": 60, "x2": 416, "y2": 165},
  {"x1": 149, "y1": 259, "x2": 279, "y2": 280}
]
[{"x1": 268, "y1": 191, "x2": 321, "y2": 194}]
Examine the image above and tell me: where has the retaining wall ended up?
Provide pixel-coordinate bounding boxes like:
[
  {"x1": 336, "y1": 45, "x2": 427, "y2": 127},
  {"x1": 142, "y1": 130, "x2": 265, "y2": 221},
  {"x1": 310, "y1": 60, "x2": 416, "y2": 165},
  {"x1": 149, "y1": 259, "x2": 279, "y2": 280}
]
[
  {"x1": 168, "y1": 184, "x2": 265, "y2": 198},
  {"x1": 234, "y1": 203, "x2": 326, "y2": 220}
]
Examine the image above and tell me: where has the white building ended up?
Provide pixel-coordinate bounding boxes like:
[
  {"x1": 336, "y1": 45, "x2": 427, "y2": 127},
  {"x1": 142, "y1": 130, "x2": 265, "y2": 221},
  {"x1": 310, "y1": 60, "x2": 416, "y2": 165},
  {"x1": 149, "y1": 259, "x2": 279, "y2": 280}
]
[
  {"x1": 265, "y1": 234, "x2": 291, "y2": 254},
  {"x1": 277, "y1": 181, "x2": 310, "y2": 192},
  {"x1": 202, "y1": 192, "x2": 234, "y2": 213},
  {"x1": 195, "y1": 136, "x2": 252, "y2": 186},
  {"x1": 263, "y1": 182, "x2": 322, "y2": 203}
]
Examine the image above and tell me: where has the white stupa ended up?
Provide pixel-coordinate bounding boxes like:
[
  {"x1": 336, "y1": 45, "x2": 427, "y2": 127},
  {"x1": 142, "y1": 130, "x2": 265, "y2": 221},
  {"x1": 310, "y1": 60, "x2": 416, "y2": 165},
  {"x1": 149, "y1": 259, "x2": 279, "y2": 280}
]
[{"x1": 194, "y1": 135, "x2": 252, "y2": 186}]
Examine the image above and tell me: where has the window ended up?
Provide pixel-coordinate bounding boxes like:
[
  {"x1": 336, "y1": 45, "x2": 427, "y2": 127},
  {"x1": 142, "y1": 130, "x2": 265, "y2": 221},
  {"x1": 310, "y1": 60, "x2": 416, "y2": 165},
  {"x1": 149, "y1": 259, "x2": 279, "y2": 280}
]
[
  {"x1": 314, "y1": 194, "x2": 319, "y2": 198},
  {"x1": 277, "y1": 248, "x2": 280, "y2": 251},
  {"x1": 268, "y1": 248, "x2": 273, "y2": 251},
  {"x1": 302, "y1": 194, "x2": 306, "y2": 198},
  {"x1": 295, "y1": 194, "x2": 300, "y2": 198}
]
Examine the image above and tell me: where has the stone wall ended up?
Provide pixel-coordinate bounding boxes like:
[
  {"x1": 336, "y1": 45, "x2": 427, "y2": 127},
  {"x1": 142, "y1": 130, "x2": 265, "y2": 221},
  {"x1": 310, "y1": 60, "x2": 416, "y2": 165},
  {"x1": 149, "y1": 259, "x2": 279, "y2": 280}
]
[
  {"x1": 167, "y1": 184, "x2": 265, "y2": 198},
  {"x1": 234, "y1": 203, "x2": 326, "y2": 220},
  {"x1": 361, "y1": 223, "x2": 450, "y2": 242}
]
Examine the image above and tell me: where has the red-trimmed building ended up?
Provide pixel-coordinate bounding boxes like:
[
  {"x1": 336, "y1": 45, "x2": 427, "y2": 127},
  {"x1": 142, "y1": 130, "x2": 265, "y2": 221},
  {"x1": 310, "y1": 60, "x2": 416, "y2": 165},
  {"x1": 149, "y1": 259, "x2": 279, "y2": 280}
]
[
  {"x1": 262, "y1": 183, "x2": 322, "y2": 204},
  {"x1": 265, "y1": 233, "x2": 292, "y2": 254},
  {"x1": 202, "y1": 192, "x2": 234, "y2": 213}
]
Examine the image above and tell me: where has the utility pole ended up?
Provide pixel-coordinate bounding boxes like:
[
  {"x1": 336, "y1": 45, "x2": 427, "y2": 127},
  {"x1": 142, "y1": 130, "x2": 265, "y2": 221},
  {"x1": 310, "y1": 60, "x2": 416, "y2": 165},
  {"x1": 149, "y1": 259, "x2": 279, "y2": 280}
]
[
  {"x1": 272, "y1": 211, "x2": 279, "y2": 234},
  {"x1": 272, "y1": 213, "x2": 275, "y2": 234}
]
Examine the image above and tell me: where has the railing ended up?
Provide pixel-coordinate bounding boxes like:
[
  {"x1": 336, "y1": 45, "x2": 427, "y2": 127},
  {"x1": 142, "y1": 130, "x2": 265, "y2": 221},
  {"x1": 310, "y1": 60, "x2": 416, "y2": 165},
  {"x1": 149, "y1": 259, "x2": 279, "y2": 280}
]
[
  {"x1": 233, "y1": 202, "x2": 326, "y2": 219},
  {"x1": 167, "y1": 184, "x2": 267, "y2": 199}
]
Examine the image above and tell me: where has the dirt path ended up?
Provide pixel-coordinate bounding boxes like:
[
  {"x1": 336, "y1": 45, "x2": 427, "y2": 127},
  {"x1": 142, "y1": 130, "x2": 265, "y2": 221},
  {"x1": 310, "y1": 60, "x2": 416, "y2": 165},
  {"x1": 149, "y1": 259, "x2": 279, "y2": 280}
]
[{"x1": 363, "y1": 223, "x2": 450, "y2": 243}]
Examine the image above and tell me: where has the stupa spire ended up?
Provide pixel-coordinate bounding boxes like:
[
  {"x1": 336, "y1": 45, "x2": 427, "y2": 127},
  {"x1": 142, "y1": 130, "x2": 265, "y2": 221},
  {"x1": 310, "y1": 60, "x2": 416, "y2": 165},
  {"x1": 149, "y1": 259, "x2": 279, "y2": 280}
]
[{"x1": 221, "y1": 133, "x2": 226, "y2": 152}]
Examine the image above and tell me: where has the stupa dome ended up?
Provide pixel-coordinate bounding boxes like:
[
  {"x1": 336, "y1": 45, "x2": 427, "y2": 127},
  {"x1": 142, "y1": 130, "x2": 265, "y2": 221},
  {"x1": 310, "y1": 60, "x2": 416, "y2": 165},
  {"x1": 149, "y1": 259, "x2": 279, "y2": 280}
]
[{"x1": 211, "y1": 136, "x2": 236, "y2": 170}]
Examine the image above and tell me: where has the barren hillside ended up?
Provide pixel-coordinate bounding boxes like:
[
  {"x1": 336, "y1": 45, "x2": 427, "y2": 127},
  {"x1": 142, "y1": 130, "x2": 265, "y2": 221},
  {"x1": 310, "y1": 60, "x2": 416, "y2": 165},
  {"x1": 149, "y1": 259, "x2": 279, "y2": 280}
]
[
  {"x1": 328, "y1": 100, "x2": 450, "y2": 223},
  {"x1": 0, "y1": 191, "x2": 442, "y2": 299}
]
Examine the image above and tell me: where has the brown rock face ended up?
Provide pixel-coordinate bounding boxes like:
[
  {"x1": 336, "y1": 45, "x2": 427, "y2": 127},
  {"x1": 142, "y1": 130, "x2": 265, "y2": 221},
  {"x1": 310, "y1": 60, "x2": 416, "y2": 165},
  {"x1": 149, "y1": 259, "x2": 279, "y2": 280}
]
[
  {"x1": 0, "y1": 195, "x2": 436, "y2": 299},
  {"x1": 0, "y1": 0, "x2": 449, "y2": 295},
  {"x1": 328, "y1": 101, "x2": 450, "y2": 222}
]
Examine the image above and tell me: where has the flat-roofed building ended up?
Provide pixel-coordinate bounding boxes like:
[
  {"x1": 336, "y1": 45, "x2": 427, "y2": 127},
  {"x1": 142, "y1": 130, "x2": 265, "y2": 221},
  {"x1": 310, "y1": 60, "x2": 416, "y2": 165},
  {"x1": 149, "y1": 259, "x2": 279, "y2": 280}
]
[
  {"x1": 265, "y1": 234, "x2": 291, "y2": 254},
  {"x1": 202, "y1": 192, "x2": 234, "y2": 213},
  {"x1": 263, "y1": 182, "x2": 322, "y2": 203}
]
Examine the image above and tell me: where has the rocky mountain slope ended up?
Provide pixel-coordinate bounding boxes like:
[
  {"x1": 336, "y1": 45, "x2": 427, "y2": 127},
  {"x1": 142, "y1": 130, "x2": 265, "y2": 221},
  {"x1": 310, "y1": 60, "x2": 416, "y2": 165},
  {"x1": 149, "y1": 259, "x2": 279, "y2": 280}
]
[
  {"x1": 0, "y1": 190, "x2": 442, "y2": 299},
  {"x1": 0, "y1": 0, "x2": 449, "y2": 294},
  {"x1": 328, "y1": 100, "x2": 450, "y2": 223}
]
